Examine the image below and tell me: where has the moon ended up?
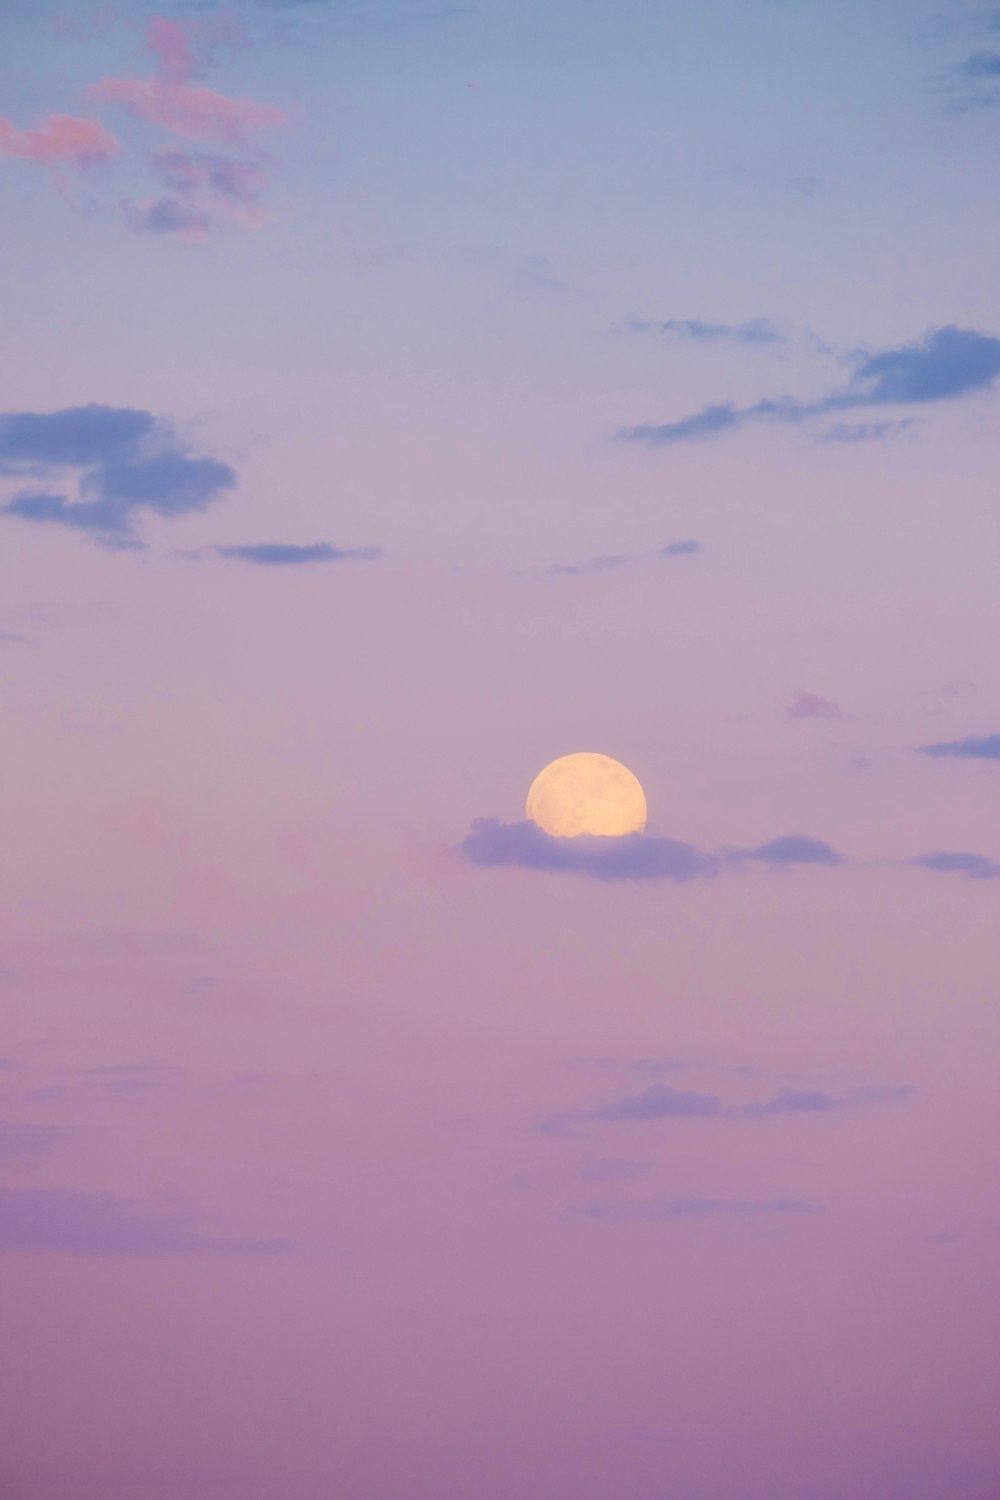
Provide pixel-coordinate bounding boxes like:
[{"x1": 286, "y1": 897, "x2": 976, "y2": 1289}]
[{"x1": 526, "y1": 752, "x2": 647, "y2": 838}]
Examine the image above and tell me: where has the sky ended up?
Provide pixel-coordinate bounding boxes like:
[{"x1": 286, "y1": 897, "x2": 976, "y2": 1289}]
[{"x1": 2, "y1": 2, "x2": 1000, "y2": 1497}]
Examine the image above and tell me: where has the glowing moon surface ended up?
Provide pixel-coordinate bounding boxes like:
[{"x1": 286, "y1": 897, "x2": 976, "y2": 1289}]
[{"x1": 525, "y1": 752, "x2": 647, "y2": 838}]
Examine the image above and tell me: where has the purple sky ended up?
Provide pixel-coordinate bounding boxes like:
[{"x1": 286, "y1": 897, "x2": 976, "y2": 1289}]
[{"x1": 2, "y1": 3, "x2": 1000, "y2": 1498}]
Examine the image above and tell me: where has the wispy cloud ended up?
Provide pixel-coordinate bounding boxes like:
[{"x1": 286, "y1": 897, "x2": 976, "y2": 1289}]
[
  {"x1": 208, "y1": 542, "x2": 383, "y2": 566},
  {"x1": 628, "y1": 317, "x2": 783, "y2": 345},
  {"x1": 786, "y1": 691, "x2": 845, "y2": 721},
  {"x1": 730, "y1": 835, "x2": 841, "y2": 867},
  {"x1": 530, "y1": 540, "x2": 701, "y2": 579},
  {"x1": 574, "y1": 1196, "x2": 817, "y2": 1222},
  {"x1": 0, "y1": 1186, "x2": 292, "y2": 1257},
  {"x1": 1, "y1": 403, "x2": 235, "y2": 545},
  {"x1": 0, "y1": 632, "x2": 35, "y2": 647},
  {"x1": 541, "y1": 1080, "x2": 914, "y2": 1135},
  {"x1": 89, "y1": 17, "x2": 284, "y2": 145},
  {"x1": 919, "y1": 732, "x2": 1000, "y2": 760},
  {"x1": 589, "y1": 1081, "x2": 911, "y2": 1124},
  {"x1": 617, "y1": 326, "x2": 1000, "y2": 447},
  {"x1": 913, "y1": 851, "x2": 1000, "y2": 880},
  {"x1": 0, "y1": 1121, "x2": 66, "y2": 1159},
  {"x1": 817, "y1": 419, "x2": 916, "y2": 444},
  {"x1": 0, "y1": 113, "x2": 118, "y2": 169},
  {"x1": 9, "y1": 14, "x2": 282, "y2": 236}
]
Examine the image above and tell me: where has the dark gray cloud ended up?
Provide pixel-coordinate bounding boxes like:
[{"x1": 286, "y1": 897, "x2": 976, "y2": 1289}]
[
  {"x1": 0, "y1": 1186, "x2": 291, "y2": 1257},
  {"x1": 913, "y1": 851, "x2": 1000, "y2": 879},
  {"x1": 575, "y1": 1196, "x2": 817, "y2": 1222},
  {"x1": 210, "y1": 542, "x2": 383, "y2": 566},
  {"x1": 461, "y1": 820, "x2": 719, "y2": 881},
  {"x1": 617, "y1": 326, "x2": 1000, "y2": 446},
  {"x1": 920, "y1": 733, "x2": 1000, "y2": 760},
  {"x1": 1, "y1": 404, "x2": 235, "y2": 544},
  {"x1": 629, "y1": 317, "x2": 783, "y2": 345}
]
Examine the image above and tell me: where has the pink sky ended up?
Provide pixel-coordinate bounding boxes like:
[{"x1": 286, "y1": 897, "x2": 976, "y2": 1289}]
[{"x1": 1, "y1": 3, "x2": 999, "y2": 1498}]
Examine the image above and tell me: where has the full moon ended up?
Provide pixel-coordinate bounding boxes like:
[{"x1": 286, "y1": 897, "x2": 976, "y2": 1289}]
[{"x1": 525, "y1": 752, "x2": 647, "y2": 838}]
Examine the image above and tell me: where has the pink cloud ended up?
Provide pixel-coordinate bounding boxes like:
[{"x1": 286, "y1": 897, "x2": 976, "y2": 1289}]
[
  {"x1": 89, "y1": 17, "x2": 282, "y2": 146},
  {"x1": 148, "y1": 16, "x2": 196, "y2": 87},
  {"x1": 89, "y1": 77, "x2": 284, "y2": 144},
  {"x1": 0, "y1": 113, "x2": 119, "y2": 166},
  {"x1": 786, "y1": 691, "x2": 845, "y2": 720}
]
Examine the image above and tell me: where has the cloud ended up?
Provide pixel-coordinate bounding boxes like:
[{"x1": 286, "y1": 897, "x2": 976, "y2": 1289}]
[
  {"x1": 659, "y1": 539, "x2": 701, "y2": 557},
  {"x1": 738, "y1": 835, "x2": 841, "y2": 866},
  {"x1": 913, "y1": 851, "x2": 1000, "y2": 880},
  {"x1": 537, "y1": 540, "x2": 701, "y2": 578},
  {"x1": 461, "y1": 821, "x2": 843, "y2": 881},
  {"x1": 0, "y1": 405, "x2": 154, "y2": 468},
  {"x1": 134, "y1": 148, "x2": 267, "y2": 237},
  {"x1": 0, "y1": 1121, "x2": 65, "y2": 1158},
  {"x1": 0, "y1": 112, "x2": 119, "y2": 169},
  {"x1": 0, "y1": 1186, "x2": 291, "y2": 1256},
  {"x1": 961, "y1": 51, "x2": 1000, "y2": 78},
  {"x1": 461, "y1": 820, "x2": 719, "y2": 882},
  {"x1": 575, "y1": 1196, "x2": 817, "y2": 1222},
  {"x1": 818, "y1": 419, "x2": 916, "y2": 443},
  {"x1": 786, "y1": 691, "x2": 845, "y2": 720},
  {"x1": 89, "y1": 15, "x2": 285, "y2": 145},
  {"x1": 617, "y1": 327, "x2": 1000, "y2": 447},
  {"x1": 0, "y1": 632, "x2": 35, "y2": 646},
  {"x1": 585, "y1": 1081, "x2": 912, "y2": 1127},
  {"x1": 23, "y1": 1062, "x2": 175, "y2": 1104},
  {"x1": 596, "y1": 1084, "x2": 726, "y2": 1121},
  {"x1": 919, "y1": 733, "x2": 1000, "y2": 760},
  {"x1": 209, "y1": 542, "x2": 383, "y2": 565},
  {"x1": 1, "y1": 403, "x2": 235, "y2": 544},
  {"x1": 630, "y1": 317, "x2": 783, "y2": 345}
]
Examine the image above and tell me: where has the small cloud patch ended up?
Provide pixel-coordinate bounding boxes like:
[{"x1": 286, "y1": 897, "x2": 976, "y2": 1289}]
[
  {"x1": 1, "y1": 403, "x2": 235, "y2": 546},
  {"x1": 919, "y1": 733, "x2": 1000, "y2": 760},
  {"x1": 575, "y1": 1196, "x2": 817, "y2": 1222},
  {"x1": 208, "y1": 542, "x2": 383, "y2": 566}
]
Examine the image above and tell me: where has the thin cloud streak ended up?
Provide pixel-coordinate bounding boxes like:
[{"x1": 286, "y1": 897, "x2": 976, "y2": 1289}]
[{"x1": 617, "y1": 327, "x2": 1000, "y2": 446}]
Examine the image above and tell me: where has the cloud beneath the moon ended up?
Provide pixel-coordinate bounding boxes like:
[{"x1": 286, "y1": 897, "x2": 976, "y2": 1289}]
[
  {"x1": 461, "y1": 821, "x2": 843, "y2": 881},
  {"x1": 616, "y1": 326, "x2": 1000, "y2": 446},
  {"x1": 460, "y1": 820, "x2": 719, "y2": 881}
]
